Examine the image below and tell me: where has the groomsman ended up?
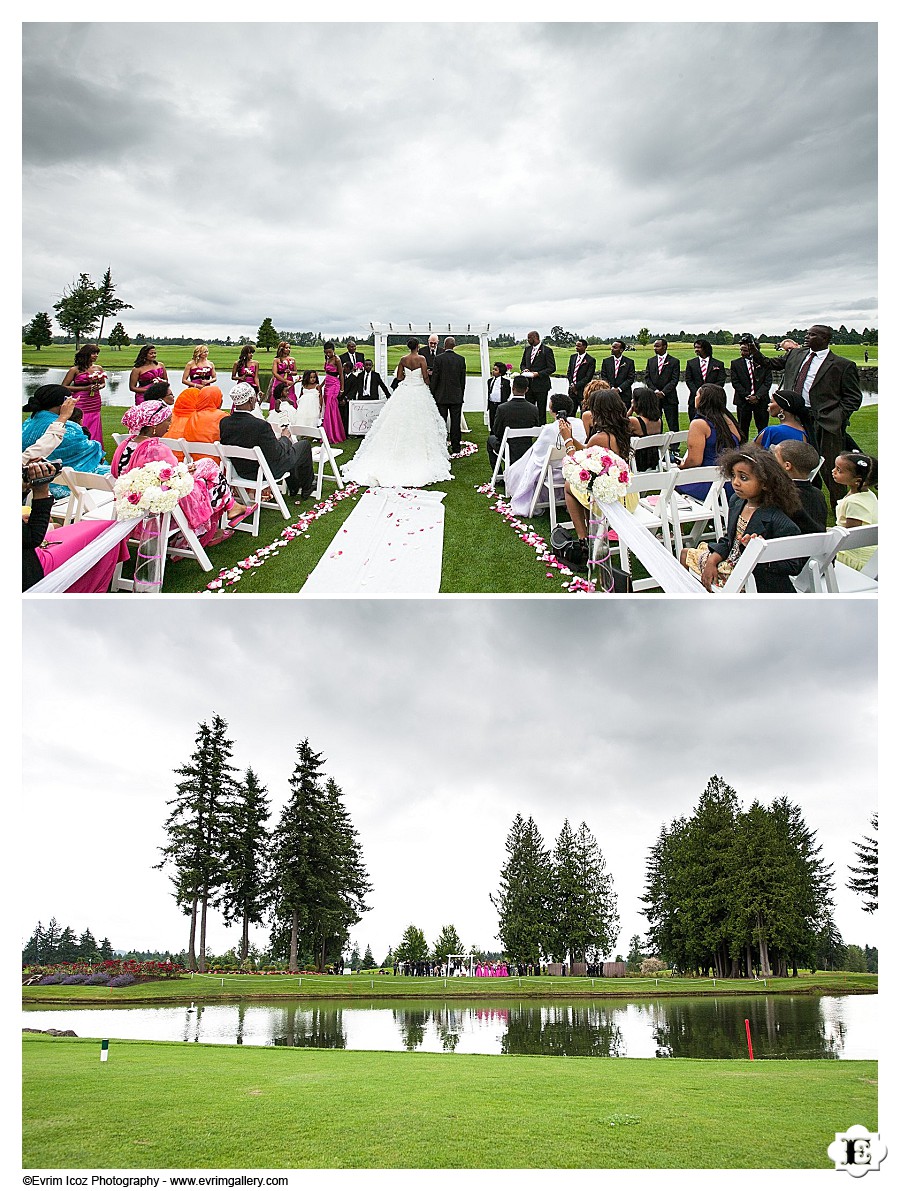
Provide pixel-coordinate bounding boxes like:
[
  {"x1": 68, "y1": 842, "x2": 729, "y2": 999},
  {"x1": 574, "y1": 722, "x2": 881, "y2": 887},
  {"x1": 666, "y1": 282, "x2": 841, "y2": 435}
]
[
  {"x1": 566, "y1": 339, "x2": 596, "y2": 413},
  {"x1": 644, "y1": 339, "x2": 681, "y2": 433},
  {"x1": 684, "y1": 338, "x2": 727, "y2": 420},
  {"x1": 519, "y1": 330, "x2": 556, "y2": 422},
  {"x1": 599, "y1": 340, "x2": 636, "y2": 399},
  {"x1": 731, "y1": 336, "x2": 772, "y2": 441},
  {"x1": 359, "y1": 358, "x2": 391, "y2": 400},
  {"x1": 339, "y1": 338, "x2": 365, "y2": 427}
]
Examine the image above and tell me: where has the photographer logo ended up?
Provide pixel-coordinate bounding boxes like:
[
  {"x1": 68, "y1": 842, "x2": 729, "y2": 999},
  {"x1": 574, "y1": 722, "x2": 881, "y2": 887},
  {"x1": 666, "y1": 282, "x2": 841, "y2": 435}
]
[{"x1": 827, "y1": 1125, "x2": 886, "y2": 1177}]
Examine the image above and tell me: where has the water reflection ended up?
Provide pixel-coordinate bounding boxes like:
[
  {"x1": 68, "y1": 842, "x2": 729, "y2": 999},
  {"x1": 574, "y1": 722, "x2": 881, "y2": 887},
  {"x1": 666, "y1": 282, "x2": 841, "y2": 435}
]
[{"x1": 22, "y1": 994, "x2": 876, "y2": 1059}]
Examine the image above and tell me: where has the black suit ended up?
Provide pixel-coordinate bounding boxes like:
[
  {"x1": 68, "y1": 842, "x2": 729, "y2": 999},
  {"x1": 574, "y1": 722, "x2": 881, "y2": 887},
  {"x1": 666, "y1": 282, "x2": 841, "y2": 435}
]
[
  {"x1": 566, "y1": 351, "x2": 596, "y2": 412},
  {"x1": 487, "y1": 375, "x2": 511, "y2": 431},
  {"x1": 219, "y1": 410, "x2": 314, "y2": 497},
  {"x1": 519, "y1": 343, "x2": 556, "y2": 422},
  {"x1": 358, "y1": 369, "x2": 391, "y2": 400},
  {"x1": 644, "y1": 354, "x2": 681, "y2": 432},
  {"x1": 599, "y1": 354, "x2": 636, "y2": 399},
  {"x1": 421, "y1": 346, "x2": 440, "y2": 377},
  {"x1": 430, "y1": 349, "x2": 467, "y2": 453},
  {"x1": 340, "y1": 351, "x2": 365, "y2": 397},
  {"x1": 754, "y1": 346, "x2": 863, "y2": 505},
  {"x1": 488, "y1": 396, "x2": 541, "y2": 468},
  {"x1": 730, "y1": 355, "x2": 772, "y2": 441},
  {"x1": 684, "y1": 355, "x2": 727, "y2": 420}
]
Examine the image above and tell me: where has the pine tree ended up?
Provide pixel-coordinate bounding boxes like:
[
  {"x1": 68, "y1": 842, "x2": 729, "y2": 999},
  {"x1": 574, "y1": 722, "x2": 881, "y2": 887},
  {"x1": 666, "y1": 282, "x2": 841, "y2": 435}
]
[
  {"x1": 99, "y1": 937, "x2": 115, "y2": 960},
  {"x1": 432, "y1": 924, "x2": 464, "y2": 964},
  {"x1": 108, "y1": 322, "x2": 131, "y2": 350},
  {"x1": 22, "y1": 922, "x2": 44, "y2": 965},
  {"x1": 491, "y1": 814, "x2": 552, "y2": 966},
  {"x1": 24, "y1": 312, "x2": 53, "y2": 350},
  {"x1": 257, "y1": 318, "x2": 279, "y2": 351},
  {"x1": 78, "y1": 928, "x2": 100, "y2": 962},
  {"x1": 156, "y1": 715, "x2": 238, "y2": 972},
  {"x1": 57, "y1": 925, "x2": 79, "y2": 962},
  {"x1": 42, "y1": 917, "x2": 62, "y2": 963},
  {"x1": 847, "y1": 813, "x2": 877, "y2": 913},
  {"x1": 362, "y1": 943, "x2": 376, "y2": 969},
  {"x1": 53, "y1": 274, "x2": 101, "y2": 349},
  {"x1": 94, "y1": 267, "x2": 133, "y2": 345},
  {"x1": 217, "y1": 766, "x2": 271, "y2": 964},
  {"x1": 394, "y1": 925, "x2": 429, "y2": 965}
]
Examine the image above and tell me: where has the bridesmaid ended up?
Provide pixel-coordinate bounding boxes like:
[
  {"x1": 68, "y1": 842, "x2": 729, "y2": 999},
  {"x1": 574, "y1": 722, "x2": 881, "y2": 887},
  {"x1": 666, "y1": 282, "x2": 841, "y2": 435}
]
[
  {"x1": 231, "y1": 344, "x2": 260, "y2": 395},
  {"x1": 129, "y1": 344, "x2": 169, "y2": 405},
  {"x1": 270, "y1": 341, "x2": 299, "y2": 411},
  {"x1": 61, "y1": 342, "x2": 106, "y2": 445},
  {"x1": 321, "y1": 341, "x2": 346, "y2": 443},
  {"x1": 181, "y1": 344, "x2": 223, "y2": 402}
]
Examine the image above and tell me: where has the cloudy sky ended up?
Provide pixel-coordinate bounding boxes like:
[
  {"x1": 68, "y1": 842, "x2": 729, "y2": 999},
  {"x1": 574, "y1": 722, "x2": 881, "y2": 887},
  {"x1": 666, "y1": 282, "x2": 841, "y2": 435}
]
[
  {"x1": 21, "y1": 599, "x2": 878, "y2": 963},
  {"x1": 22, "y1": 17, "x2": 878, "y2": 341}
]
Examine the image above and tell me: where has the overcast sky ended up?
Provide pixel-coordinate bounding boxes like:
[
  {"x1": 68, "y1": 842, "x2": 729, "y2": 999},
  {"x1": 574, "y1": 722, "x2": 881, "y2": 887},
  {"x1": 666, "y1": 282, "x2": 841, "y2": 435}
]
[
  {"x1": 21, "y1": 599, "x2": 878, "y2": 964},
  {"x1": 21, "y1": 18, "x2": 878, "y2": 341}
]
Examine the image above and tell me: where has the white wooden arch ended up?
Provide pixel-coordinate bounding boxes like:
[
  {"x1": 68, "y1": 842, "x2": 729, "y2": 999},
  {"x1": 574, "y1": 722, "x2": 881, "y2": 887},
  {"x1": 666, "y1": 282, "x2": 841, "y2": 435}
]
[{"x1": 369, "y1": 322, "x2": 491, "y2": 424}]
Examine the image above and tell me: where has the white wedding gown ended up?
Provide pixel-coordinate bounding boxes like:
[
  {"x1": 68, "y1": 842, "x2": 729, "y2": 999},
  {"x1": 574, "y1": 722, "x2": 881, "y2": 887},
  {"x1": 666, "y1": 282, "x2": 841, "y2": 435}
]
[{"x1": 342, "y1": 365, "x2": 452, "y2": 487}]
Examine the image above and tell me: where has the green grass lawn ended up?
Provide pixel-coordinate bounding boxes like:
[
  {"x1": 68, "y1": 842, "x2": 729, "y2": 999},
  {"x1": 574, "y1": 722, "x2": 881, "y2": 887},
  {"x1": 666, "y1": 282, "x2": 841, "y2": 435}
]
[
  {"x1": 23, "y1": 969, "x2": 877, "y2": 1005},
  {"x1": 23, "y1": 340, "x2": 878, "y2": 378},
  {"x1": 27, "y1": 402, "x2": 877, "y2": 594},
  {"x1": 22, "y1": 1035, "x2": 876, "y2": 1169}
]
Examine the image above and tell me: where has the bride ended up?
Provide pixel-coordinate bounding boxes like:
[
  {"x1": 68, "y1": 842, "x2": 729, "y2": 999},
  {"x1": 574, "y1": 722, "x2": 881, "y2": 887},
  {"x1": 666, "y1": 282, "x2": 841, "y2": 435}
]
[{"x1": 342, "y1": 337, "x2": 452, "y2": 487}]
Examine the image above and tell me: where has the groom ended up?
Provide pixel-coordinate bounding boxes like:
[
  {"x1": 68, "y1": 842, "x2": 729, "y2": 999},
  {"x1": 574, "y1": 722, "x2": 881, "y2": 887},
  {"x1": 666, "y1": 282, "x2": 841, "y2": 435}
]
[{"x1": 430, "y1": 336, "x2": 466, "y2": 454}]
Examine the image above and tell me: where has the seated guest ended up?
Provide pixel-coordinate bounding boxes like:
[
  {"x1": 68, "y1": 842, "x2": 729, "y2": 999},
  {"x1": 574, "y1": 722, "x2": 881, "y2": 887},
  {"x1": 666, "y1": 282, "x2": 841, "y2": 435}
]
[
  {"x1": 111, "y1": 399, "x2": 254, "y2": 546},
  {"x1": 772, "y1": 439, "x2": 828, "y2": 533},
  {"x1": 219, "y1": 382, "x2": 316, "y2": 501},
  {"x1": 627, "y1": 387, "x2": 664, "y2": 471},
  {"x1": 505, "y1": 393, "x2": 585, "y2": 515},
  {"x1": 754, "y1": 389, "x2": 814, "y2": 450},
  {"x1": 22, "y1": 395, "x2": 78, "y2": 463},
  {"x1": 681, "y1": 444, "x2": 803, "y2": 592},
  {"x1": 556, "y1": 389, "x2": 633, "y2": 571},
  {"x1": 487, "y1": 375, "x2": 541, "y2": 471},
  {"x1": 486, "y1": 362, "x2": 511, "y2": 431},
  {"x1": 579, "y1": 377, "x2": 611, "y2": 439},
  {"x1": 22, "y1": 385, "x2": 112, "y2": 499},
  {"x1": 167, "y1": 383, "x2": 227, "y2": 459},
  {"x1": 144, "y1": 380, "x2": 175, "y2": 406},
  {"x1": 22, "y1": 460, "x2": 130, "y2": 592},
  {"x1": 676, "y1": 383, "x2": 742, "y2": 501},
  {"x1": 832, "y1": 451, "x2": 878, "y2": 571}
]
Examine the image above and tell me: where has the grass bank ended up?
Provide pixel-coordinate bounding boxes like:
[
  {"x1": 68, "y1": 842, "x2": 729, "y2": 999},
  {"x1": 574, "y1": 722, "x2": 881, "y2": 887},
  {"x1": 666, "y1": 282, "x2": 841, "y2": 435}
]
[
  {"x1": 23, "y1": 969, "x2": 877, "y2": 1005},
  {"x1": 22, "y1": 1035, "x2": 876, "y2": 1169}
]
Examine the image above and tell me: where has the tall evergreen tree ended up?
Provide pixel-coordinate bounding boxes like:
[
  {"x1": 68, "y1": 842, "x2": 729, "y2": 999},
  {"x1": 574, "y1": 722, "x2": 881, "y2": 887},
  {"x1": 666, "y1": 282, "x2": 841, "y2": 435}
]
[
  {"x1": 394, "y1": 925, "x2": 429, "y2": 965},
  {"x1": 362, "y1": 943, "x2": 376, "y2": 969},
  {"x1": 257, "y1": 317, "x2": 279, "y2": 351},
  {"x1": 432, "y1": 924, "x2": 464, "y2": 964},
  {"x1": 24, "y1": 312, "x2": 53, "y2": 350},
  {"x1": 94, "y1": 266, "x2": 133, "y2": 345},
  {"x1": 78, "y1": 928, "x2": 100, "y2": 962},
  {"x1": 847, "y1": 813, "x2": 877, "y2": 913},
  {"x1": 53, "y1": 274, "x2": 101, "y2": 348},
  {"x1": 217, "y1": 766, "x2": 271, "y2": 964},
  {"x1": 156, "y1": 715, "x2": 238, "y2": 972},
  {"x1": 107, "y1": 321, "x2": 131, "y2": 350},
  {"x1": 22, "y1": 922, "x2": 44, "y2": 965},
  {"x1": 491, "y1": 814, "x2": 551, "y2": 966},
  {"x1": 57, "y1": 925, "x2": 80, "y2": 962}
]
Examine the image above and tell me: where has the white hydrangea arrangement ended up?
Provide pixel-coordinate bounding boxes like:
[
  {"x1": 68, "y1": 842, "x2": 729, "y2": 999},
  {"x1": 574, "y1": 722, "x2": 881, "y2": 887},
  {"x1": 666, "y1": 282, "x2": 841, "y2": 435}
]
[
  {"x1": 562, "y1": 446, "x2": 631, "y2": 508},
  {"x1": 114, "y1": 461, "x2": 194, "y2": 518}
]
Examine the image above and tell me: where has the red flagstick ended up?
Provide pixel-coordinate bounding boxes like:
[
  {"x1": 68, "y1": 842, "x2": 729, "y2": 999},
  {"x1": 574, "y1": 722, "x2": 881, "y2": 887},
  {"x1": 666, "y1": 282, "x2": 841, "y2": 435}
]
[{"x1": 745, "y1": 1018, "x2": 754, "y2": 1060}]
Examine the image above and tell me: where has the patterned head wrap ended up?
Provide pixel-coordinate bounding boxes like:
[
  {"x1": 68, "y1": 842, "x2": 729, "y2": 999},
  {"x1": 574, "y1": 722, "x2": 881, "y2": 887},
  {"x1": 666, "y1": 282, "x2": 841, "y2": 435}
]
[
  {"x1": 121, "y1": 399, "x2": 172, "y2": 437},
  {"x1": 230, "y1": 382, "x2": 256, "y2": 407}
]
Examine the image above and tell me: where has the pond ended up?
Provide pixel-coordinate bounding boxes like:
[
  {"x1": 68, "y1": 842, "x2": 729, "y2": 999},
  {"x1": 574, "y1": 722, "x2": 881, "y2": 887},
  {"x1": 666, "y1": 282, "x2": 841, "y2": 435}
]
[{"x1": 23, "y1": 994, "x2": 876, "y2": 1059}]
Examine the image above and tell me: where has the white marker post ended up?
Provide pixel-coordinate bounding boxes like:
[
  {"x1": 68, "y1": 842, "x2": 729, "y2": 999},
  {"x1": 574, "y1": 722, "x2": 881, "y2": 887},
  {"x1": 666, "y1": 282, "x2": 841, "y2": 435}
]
[{"x1": 100, "y1": 1039, "x2": 109, "y2": 1062}]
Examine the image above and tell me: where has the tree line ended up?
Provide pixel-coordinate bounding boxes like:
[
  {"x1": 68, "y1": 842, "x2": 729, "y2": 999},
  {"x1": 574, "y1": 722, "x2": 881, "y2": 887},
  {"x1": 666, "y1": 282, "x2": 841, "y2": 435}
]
[
  {"x1": 22, "y1": 919, "x2": 115, "y2": 965},
  {"x1": 156, "y1": 715, "x2": 370, "y2": 974}
]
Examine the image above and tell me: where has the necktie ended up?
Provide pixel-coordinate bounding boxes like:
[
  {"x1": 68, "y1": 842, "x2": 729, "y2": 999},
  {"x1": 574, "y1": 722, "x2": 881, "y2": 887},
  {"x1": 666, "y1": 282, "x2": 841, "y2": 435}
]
[
  {"x1": 614, "y1": 357, "x2": 620, "y2": 377},
  {"x1": 794, "y1": 351, "x2": 815, "y2": 397},
  {"x1": 748, "y1": 361, "x2": 755, "y2": 396},
  {"x1": 531, "y1": 346, "x2": 538, "y2": 364},
  {"x1": 700, "y1": 358, "x2": 708, "y2": 380},
  {"x1": 573, "y1": 355, "x2": 582, "y2": 377}
]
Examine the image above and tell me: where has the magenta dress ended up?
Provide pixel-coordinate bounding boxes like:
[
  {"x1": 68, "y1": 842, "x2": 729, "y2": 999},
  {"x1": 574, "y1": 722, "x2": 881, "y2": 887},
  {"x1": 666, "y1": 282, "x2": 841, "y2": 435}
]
[
  {"x1": 234, "y1": 361, "x2": 260, "y2": 392},
  {"x1": 270, "y1": 357, "x2": 298, "y2": 410},
  {"x1": 34, "y1": 520, "x2": 130, "y2": 593},
  {"x1": 134, "y1": 365, "x2": 167, "y2": 404},
  {"x1": 322, "y1": 361, "x2": 346, "y2": 443},
  {"x1": 70, "y1": 369, "x2": 106, "y2": 444},
  {"x1": 111, "y1": 437, "x2": 235, "y2": 543}
]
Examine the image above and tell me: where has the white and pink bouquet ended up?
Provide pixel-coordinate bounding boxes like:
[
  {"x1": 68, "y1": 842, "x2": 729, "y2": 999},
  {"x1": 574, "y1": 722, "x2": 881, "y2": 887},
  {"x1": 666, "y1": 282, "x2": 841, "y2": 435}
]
[
  {"x1": 562, "y1": 446, "x2": 630, "y2": 508},
  {"x1": 113, "y1": 461, "x2": 194, "y2": 519}
]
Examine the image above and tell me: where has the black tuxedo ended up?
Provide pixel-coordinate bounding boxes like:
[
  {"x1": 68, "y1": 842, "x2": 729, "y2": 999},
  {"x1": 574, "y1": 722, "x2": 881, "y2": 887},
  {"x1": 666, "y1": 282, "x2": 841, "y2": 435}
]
[
  {"x1": 430, "y1": 348, "x2": 467, "y2": 452},
  {"x1": 566, "y1": 351, "x2": 596, "y2": 412},
  {"x1": 358, "y1": 369, "x2": 391, "y2": 400},
  {"x1": 421, "y1": 346, "x2": 440, "y2": 377},
  {"x1": 487, "y1": 396, "x2": 541, "y2": 468},
  {"x1": 340, "y1": 351, "x2": 365, "y2": 400},
  {"x1": 599, "y1": 354, "x2": 636, "y2": 398},
  {"x1": 730, "y1": 355, "x2": 772, "y2": 440},
  {"x1": 519, "y1": 342, "x2": 556, "y2": 422},
  {"x1": 644, "y1": 354, "x2": 681, "y2": 432},
  {"x1": 755, "y1": 346, "x2": 863, "y2": 505},
  {"x1": 219, "y1": 410, "x2": 314, "y2": 497},
  {"x1": 684, "y1": 355, "x2": 727, "y2": 420},
  {"x1": 487, "y1": 374, "x2": 511, "y2": 431}
]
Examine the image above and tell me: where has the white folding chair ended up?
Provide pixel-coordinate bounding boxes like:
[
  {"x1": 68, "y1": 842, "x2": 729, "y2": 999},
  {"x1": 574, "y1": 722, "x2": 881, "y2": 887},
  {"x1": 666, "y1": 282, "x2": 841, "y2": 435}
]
[
  {"x1": 490, "y1": 427, "x2": 543, "y2": 488},
  {"x1": 180, "y1": 440, "x2": 222, "y2": 465},
  {"x1": 615, "y1": 470, "x2": 680, "y2": 591},
  {"x1": 717, "y1": 528, "x2": 846, "y2": 593},
  {"x1": 808, "y1": 455, "x2": 826, "y2": 482},
  {"x1": 629, "y1": 432, "x2": 672, "y2": 473},
  {"x1": 823, "y1": 524, "x2": 878, "y2": 593},
  {"x1": 288, "y1": 424, "x2": 344, "y2": 500},
  {"x1": 667, "y1": 429, "x2": 690, "y2": 465},
  {"x1": 527, "y1": 442, "x2": 569, "y2": 532},
  {"x1": 216, "y1": 442, "x2": 291, "y2": 534},
  {"x1": 57, "y1": 468, "x2": 117, "y2": 525},
  {"x1": 111, "y1": 505, "x2": 215, "y2": 591},
  {"x1": 666, "y1": 466, "x2": 730, "y2": 555}
]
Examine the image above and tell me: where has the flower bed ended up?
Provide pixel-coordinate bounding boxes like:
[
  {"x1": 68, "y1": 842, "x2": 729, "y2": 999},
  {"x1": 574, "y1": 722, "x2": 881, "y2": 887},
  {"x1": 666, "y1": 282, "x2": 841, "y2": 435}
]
[{"x1": 24, "y1": 959, "x2": 185, "y2": 985}]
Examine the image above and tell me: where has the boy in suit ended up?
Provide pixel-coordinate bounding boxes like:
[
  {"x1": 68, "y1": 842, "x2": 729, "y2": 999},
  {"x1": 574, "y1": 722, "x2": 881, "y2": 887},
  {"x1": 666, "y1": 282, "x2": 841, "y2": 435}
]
[{"x1": 772, "y1": 439, "x2": 828, "y2": 533}]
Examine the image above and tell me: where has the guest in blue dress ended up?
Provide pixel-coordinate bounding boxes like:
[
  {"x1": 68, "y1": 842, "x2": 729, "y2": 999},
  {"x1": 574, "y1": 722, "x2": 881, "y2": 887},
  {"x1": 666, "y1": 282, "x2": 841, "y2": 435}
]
[
  {"x1": 754, "y1": 389, "x2": 814, "y2": 450},
  {"x1": 22, "y1": 385, "x2": 111, "y2": 498},
  {"x1": 676, "y1": 383, "x2": 742, "y2": 501}
]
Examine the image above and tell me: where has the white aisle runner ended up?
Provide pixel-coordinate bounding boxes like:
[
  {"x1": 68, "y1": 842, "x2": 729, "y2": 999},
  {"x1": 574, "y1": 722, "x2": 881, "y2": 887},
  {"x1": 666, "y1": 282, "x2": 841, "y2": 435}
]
[{"x1": 301, "y1": 488, "x2": 446, "y2": 593}]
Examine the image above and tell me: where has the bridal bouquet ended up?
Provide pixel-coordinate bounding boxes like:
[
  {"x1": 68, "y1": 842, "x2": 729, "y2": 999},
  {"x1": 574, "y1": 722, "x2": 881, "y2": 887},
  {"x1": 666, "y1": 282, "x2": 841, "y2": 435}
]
[
  {"x1": 562, "y1": 446, "x2": 630, "y2": 508},
  {"x1": 113, "y1": 461, "x2": 194, "y2": 519}
]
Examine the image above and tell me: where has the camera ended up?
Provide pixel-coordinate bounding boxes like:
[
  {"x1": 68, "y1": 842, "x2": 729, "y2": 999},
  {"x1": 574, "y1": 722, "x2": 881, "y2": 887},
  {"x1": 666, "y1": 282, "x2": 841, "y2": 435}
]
[
  {"x1": 555, "y1": 410, "x2": 569, "y2": 420},
  {"x1": 738, "y1": 333, "x2": 757, "y2": 346},
  {"x1": 22, "y1": 458, "x2": 63, "y2": 486}
]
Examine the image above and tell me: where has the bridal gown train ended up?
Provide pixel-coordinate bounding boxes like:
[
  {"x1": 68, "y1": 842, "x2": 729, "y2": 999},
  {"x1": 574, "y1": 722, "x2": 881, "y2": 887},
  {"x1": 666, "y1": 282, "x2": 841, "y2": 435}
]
[{"x1": 342, "y1": 366, "x2": 452, "y2": 487}]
